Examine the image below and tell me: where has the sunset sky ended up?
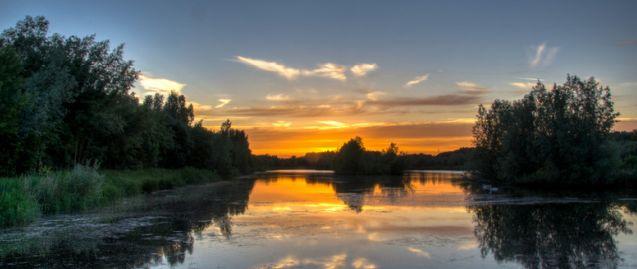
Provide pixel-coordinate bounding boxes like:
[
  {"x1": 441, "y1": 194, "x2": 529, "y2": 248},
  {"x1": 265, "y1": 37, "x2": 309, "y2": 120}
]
[{"x1": 2, "y1": 1, "x2": 637, "y2": 156}]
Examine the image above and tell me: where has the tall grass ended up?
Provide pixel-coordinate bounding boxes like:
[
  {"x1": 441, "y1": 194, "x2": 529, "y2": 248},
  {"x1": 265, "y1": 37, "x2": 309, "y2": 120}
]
[
  {"x1": 0, "y1": 166, "x2": 221, "y2": 228},
  {"x1": 0, "y1": 180, "x2": 39, "y2": 227},
  {"x1": 23, "y1": 165, "x2": 104, "y2": 214}
]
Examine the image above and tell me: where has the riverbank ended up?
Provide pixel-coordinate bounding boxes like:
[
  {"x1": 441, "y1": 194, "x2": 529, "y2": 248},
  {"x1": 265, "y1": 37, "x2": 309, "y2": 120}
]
[{"x1": 0, "y1": 166, "x2": 223, "y2": 228}]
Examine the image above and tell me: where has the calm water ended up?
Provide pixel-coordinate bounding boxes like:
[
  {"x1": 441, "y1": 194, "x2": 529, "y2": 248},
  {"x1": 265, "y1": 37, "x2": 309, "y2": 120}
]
[{"x1": 1, "y1": 170, "x2": 636, "y2": 268}]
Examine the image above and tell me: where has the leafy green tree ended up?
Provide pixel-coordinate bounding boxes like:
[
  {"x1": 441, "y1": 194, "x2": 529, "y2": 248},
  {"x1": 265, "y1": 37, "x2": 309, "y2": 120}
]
[
  {"x1": 0, "y1": 16, "x2": 254, "y2": 176},
  {"x1": 473, "y1": 75, "x2": 619, "y2": 185},
  {"x1": 0, "y1": 46, "x2": 25, "y2": 175}
]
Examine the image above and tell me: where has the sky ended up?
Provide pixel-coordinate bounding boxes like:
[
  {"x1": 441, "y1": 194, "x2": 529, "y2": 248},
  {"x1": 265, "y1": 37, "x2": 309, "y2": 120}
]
[{"x1": 2, "y1": 0, "x2": 637, "y2": 156}]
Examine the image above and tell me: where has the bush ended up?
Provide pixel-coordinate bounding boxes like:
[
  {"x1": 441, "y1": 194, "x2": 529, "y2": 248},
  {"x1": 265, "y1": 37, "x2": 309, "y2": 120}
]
[{"x1": 23, "y1": 165, "x2": 104, "y2": 214}]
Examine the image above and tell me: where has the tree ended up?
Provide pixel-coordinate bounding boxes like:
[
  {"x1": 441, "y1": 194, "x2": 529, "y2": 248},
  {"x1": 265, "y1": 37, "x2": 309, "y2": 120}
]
[
  {"x1": 0, "y1": 16, "x2": 254, "y2": 176},
  {"x1": 333, "y1": 137, "x2": 366, "y2": 175},
  {"x1": 472, "y1": 75, "x2": 619, "y2": 185}
]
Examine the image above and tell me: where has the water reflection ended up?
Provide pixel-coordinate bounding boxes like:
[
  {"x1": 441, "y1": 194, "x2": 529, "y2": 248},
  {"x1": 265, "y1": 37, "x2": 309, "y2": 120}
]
[
  {"x1": 0, "y1": 180, "x2": 255, "y2": 268},
  {"x1": 469, "y1": 203, "x2": 632, "y2": 268},
  {"x1": 0, "y1": 171, "x2": 635, "y2": 268}
]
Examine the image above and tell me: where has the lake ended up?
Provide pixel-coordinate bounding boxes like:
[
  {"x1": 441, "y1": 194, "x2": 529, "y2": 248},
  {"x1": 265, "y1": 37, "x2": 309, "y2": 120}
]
[{"x1": 1, "y1": 170, "x2": 636, "y2": 268}]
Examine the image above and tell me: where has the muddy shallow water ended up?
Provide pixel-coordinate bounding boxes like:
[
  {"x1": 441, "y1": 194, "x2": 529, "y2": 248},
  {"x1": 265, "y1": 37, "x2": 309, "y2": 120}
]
[{"x1": 1, "y1": 170, "x2": 636, "y2": 268}]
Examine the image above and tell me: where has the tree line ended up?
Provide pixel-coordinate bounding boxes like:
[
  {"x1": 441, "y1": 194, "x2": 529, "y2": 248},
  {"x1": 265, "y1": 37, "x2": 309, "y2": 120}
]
[
  {"x1": 473, "y1": 75, "x2": 636, "y2": 186},
  {"x1": 253, "y1": 137, "x2": 474, "y2": 175},
  {"x1": 0, "y1": 16, "x2": 251, "y2": 176}
]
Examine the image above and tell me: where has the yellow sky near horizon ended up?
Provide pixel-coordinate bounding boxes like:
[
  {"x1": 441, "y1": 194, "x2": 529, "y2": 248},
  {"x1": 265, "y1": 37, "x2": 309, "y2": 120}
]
[{"x1": 201, "y1": 119, "x2": 637, "y2": 157}]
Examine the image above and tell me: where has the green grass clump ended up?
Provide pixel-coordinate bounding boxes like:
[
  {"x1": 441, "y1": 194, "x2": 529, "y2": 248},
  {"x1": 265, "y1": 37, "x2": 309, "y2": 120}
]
[
  {"x1": 23, "y1": 165, "x2": 104, "y2": 214},
  {"x1": 0, "y1": 166, "x2": 221, "y2": 228},
  {"x1": 0, "y1": 179, "x2": 40, "y2": 227}
]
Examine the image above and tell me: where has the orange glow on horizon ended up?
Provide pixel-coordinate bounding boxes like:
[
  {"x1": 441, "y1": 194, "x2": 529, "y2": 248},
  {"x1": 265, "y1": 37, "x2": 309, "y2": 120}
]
[{"x1": 247, "y1": 135, "x2": 473, "y2": 157}]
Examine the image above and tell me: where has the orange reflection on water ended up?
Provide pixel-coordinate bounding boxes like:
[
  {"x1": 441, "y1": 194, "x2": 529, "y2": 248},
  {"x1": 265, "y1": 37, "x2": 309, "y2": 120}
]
[{"x1": 236, "y1": 172, "x2": 475, "y2": 245}]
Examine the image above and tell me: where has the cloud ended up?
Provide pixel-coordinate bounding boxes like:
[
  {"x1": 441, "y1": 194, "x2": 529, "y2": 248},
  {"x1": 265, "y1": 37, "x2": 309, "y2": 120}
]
[
  {"x1": 350, "y1": 63, "x2": 378, "y2": 77},
  {"x1": 272, "y1": 120, "x2": 292, "y2": 127},
  {"x1": 405, "y1": 74, "x2": 429, "y2": 87},
  {"x1": 406, "y1": 247, "x2": 431, "y2": 258},
  {"x1": 518, "y1": 77, "x2": 543, "y2": 81},
  {"x1": 317, "y1": 120, "x2": 348, "y2": 129},
  {"x1": 302, "y1": 63, "x2": 347, "y2": 81},
  {"x1": 235, "y1": 56, "x2": 301, "y2": 79},
  {"x1": 510, "y1": 82, "x2": 535, "y2": 90},
  {"x1": 205, "y1": 92, "x2": 480, "y2": 119},
  {"x1": 365, "y1": 91, "x2": 386, "y2": 101},
  {"x1": 455, "y1": 81, "x2": 489, "y2": 94},
  {"x1": 215, "y1": 98, "x2": 231, "y2": 108},
  {"x1": 457, "y1": 241, "x2": 479, "y2": 250},
  {"x1": 266, "y1": 93, "x2": 292, "y2": 101},
  {"x1": 136, "y1": 73, "x2": 186, "y2": 95},
  {"x1": 243, "y1": 121, "x2": 475, "y2": 156},
  {"x1": 529, "y1": 42, "x2": 559, "y2": 67},
  {"x1": 372, "y1": 94, "x2": 480, "y2": 106},
  {"x1": 351, "y1": 257, "x2": 377, "y2": 269},
  {"x1": 236, "y1": 56, "x2": 376, "y2": 81},
  {"x1": 190, "y1": 101, "x2": 214, "y2": 113}
]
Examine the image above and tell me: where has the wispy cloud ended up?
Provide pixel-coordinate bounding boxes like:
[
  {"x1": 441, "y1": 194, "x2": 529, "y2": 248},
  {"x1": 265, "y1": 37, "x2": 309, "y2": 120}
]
[
  {"x1": 235, "y1": 56, "x2": 301, "y2": 79},
  {"x1": 317, "y1": 120, "x2": 348, "y2": 129},
  {"x1": 206, "y1": 92, "x2": 480, "y2": 119},
  {"x1": 303, "y1": 63, "x2": 347, "y2": 81},
  {"x1": 405, "y1": 74, "x2": 429, "y2": 87},
  {"x1": 406, "y1": 247, "x2": 431, "y2": 258},
  {"x1": 136, "y1": 73, "x2": 186, "y2": 95},
  {"x1": 236, "y1": 56, "x2": 377, "y2": 81},
  {"x1": 215, "y1": 98, "x2": 231, "y2": 108},
  {"x1": 351, "y1": 257, "x2": 377, "y2": 269},
  {"x1": 529, "y1": 42, "x2": 559, "y2": 67},
  {"x1": 365, "y1": 91, "x2": 386, "y2": 101},
  {"x1": 455, "y1": 81, "x2": 489, "y2": 94},
  {"x1": 190, "y1": 101, "x2": 214, "y2": 112},
  {"x1": 272, "y1": 120, "x2": 292, "y2": 127},
  {"x1": 242, "y1": 121, "x2": 475, "y2": 156},
  {"x1": 371, "y1": 94, "x2": 481, "y2": 106},
  {"x1": 350, "y1": 63, "x2": 378, "y2": 77},
  {"x1": 510, "y1": 82, "x2": 535, "y2": 89},
  {"x1": 266, "y1": 93, "x2": 292, "y2": 101}
]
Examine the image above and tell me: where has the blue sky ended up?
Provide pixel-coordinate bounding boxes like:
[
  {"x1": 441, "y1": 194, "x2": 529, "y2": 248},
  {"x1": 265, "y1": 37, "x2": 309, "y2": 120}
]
[{"x1": 2, "y1": 0, "x2": 636, "y2": 155}]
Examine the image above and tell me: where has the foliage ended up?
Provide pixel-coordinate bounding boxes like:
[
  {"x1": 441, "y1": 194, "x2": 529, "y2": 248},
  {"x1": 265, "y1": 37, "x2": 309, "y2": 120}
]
[
  {"x1": 253, "y1": 143, "x2": 473, "y2": 173},
  {"x1": 0, "y1": 165, "x2": 220, "y2": 227},
  {"x1": 23, "y1": 164, "x2": 104, "y2": 213},
  {"x1": 609, "y1": 130, "x2": 637, "y2": 183},
  {"x1": 330, "y1": 137, "x2": 405, "y2": 175},
  {"x1": 0, "y1": 16, "x2": 252, "y2": 176},
  {"x1": 0, "y1": 178, "x2": 39, "y2": 227},
  {"x1": 472, "y1": 75, "x2": 621, "y2": 186}
]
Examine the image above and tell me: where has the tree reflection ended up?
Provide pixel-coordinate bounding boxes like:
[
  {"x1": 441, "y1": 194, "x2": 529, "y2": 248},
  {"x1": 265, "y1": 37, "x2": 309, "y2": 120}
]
[
  {"x1": 330, "y1": 176, "x2": 414, "y2": 212},
  {"x1": 0, "y1": 180, "x2": 255, "y2": 268},
  {"x1": 469, "y1": 202, "x2": 632, "y2": 268}
]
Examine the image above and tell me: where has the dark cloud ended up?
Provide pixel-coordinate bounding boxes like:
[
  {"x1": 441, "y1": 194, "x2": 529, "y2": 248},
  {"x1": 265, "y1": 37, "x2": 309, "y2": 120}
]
[
  {"x1": 194, "y1": 92, "x2": 482, "y2": 118},
  {"x1": 369, "y1": 94, "x2": 481, "y2": 106}
]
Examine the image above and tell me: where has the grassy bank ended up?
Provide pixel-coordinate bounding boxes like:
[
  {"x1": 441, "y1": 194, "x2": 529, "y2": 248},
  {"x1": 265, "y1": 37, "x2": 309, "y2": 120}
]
[{"x1": 0, "y1": 166, "x2": 221, "y2": 228}]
